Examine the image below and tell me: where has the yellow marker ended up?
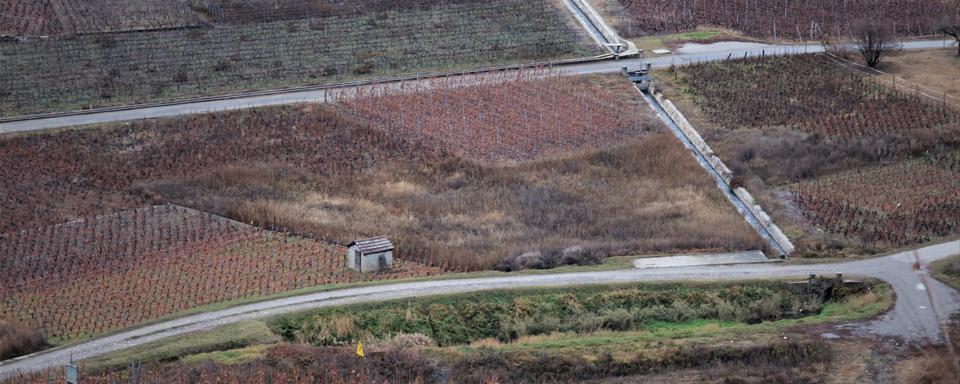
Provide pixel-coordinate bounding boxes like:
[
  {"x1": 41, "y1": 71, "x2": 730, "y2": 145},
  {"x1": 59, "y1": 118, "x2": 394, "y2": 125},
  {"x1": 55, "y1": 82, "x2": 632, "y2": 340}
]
[{"x1": 356, "y1": 341, "x2": 365, "y2": 358}]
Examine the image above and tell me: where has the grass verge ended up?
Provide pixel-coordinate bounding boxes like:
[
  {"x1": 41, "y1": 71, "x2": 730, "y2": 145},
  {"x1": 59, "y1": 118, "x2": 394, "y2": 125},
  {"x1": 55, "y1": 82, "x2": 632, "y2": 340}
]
[
  {"x1": 80, "y1": 320, "x2": 279, "y2": 373},
  {"x1": 930, "y1": 255, "x2": 960, "y2": 290}
]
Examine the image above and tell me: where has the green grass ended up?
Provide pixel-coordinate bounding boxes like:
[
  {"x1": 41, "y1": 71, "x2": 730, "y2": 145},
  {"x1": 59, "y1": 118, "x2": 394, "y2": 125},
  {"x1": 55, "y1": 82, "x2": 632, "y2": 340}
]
[
  {"x1": 268, "y1": 279, "x2": 876, "y2": 348},
  {"x1": 466, "y1": 283, "x2": 890, "y2": 353},
  {"x1": 180, "y1": 344, "x2": 273, "y2": 366},
  {"x1": 81, "y1": 320, "x2": 279, "y2": 372},
  {"x1": 631, "y1": 28, "x2": 748, "y2": 55}
]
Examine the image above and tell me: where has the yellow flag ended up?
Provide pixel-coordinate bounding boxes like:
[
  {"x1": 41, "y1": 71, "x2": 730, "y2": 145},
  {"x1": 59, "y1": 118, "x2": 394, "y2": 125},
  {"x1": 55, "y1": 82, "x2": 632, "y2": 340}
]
[{"x1": 356, "y1": 341, "x2": 365, "y2": 358}]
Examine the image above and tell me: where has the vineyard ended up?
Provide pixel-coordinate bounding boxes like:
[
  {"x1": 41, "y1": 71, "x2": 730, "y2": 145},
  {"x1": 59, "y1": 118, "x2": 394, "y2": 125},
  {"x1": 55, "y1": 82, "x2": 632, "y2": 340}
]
[
  {"x1": 339, "y1": 70, "x2": 649, "y2": 161},
  {"x1": 0, "y1": 0, "x2": 595, "y2": 116},
  {"x1": 671, "y1": 53, "x2": 960, "y2": 249},
  {"x1": 791, "y1": 161, "x2": 960, "y2": 245},
  {"x1": 614, "y1": 0, "x2": 955, "y2": 39},
  {"x1": 680, "y1": 55, "x2": 960, "y2": 140},
  {"x1": 0, "y1": 205, "x2": 440, "y2": 341},
  {"x1": 0, "y1": 0, "x2": 203, "y2": 36}
]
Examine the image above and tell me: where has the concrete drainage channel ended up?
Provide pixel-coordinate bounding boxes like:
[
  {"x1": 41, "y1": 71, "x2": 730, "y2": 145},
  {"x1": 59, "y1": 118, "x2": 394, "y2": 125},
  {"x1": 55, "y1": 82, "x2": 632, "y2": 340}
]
[
  {"x1": 562, "y1": 0, "x2": 639, "y2": 57},
  {"x1": 640, "y1": 86, "x2": 796, "y2": 257}
]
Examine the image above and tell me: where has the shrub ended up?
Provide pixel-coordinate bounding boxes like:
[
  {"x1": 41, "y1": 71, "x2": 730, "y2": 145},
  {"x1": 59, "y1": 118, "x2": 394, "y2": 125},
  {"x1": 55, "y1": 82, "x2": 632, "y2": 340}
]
[
  {"x1": 0, "y1": 320, "x2": 48, "y2": 360},
  {"x1": 379, "y1": 333, "x2": 437, "y2": 349}
]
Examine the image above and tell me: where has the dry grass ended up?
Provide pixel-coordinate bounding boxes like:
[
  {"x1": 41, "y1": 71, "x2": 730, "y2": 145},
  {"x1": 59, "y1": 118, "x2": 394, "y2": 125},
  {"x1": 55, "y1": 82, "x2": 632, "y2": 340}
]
[
  {"x1": 151, "y1": 132, "x2": 763, "y2": 271},
  {"x1": 0, "y1": 320, "x2": 48, "y2": 360},
  {"x1": 876, "y1": 49, "x2": 960, "y2": 105},
  {"x1": 894, "y1": 315, "x2": 960, "y2": 384}
]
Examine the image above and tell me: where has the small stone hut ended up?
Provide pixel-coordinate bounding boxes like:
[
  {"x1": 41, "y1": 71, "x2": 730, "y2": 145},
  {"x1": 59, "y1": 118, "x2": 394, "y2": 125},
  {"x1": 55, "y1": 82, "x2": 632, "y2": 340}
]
[{"x1": 346, "y1": 236, "x2": 394, "y2": 272}]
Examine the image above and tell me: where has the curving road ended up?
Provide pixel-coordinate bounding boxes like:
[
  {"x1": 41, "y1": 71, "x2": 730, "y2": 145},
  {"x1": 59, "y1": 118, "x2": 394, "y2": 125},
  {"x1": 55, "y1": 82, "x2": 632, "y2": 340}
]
[
  {"x1": 0, "y1": 39, "x2": 952, "y2": 135},
  {"x1": 0, "y1": 240, "x2": 957, "y2": 379}
]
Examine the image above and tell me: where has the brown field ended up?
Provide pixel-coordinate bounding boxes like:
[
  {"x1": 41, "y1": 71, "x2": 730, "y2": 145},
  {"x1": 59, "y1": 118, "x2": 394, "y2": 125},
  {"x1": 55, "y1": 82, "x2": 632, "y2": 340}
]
[{"x1": 874, "y1": 48, "x2": 960, "y2": 105}]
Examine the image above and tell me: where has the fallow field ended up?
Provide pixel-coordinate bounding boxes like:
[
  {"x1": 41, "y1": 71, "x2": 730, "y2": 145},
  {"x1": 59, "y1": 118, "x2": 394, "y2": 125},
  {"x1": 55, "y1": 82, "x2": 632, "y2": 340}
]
[
  {"x1": 0, "y1": 0, "x2": 597, "y2": 117},
  {"x1": 0, "y1": 73, "x2": 764, "y2": 343},
  {"x1": 657, "y1": 54, "x2": 960, "y2": 255}
]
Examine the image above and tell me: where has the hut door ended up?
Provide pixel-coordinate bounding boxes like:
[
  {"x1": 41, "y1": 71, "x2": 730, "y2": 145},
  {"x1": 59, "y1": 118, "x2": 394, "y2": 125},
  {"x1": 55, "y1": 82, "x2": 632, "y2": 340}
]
[{"x1": 354, "y1": 250, "x2": 362, "y2": 272}]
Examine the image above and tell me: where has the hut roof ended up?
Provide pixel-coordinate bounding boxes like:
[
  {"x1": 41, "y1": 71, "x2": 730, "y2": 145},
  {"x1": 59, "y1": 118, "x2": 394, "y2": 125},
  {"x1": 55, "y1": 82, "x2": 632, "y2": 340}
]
[{"x1": 349, "y1": 236, "x2": 394, "y2": 254}]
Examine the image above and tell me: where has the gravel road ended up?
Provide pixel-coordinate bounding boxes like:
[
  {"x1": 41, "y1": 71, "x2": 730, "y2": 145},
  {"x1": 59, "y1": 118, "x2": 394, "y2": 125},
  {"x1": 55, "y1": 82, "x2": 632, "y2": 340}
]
[{"x1": 0, "y1": 240, "x2": 956, "y2": 379}]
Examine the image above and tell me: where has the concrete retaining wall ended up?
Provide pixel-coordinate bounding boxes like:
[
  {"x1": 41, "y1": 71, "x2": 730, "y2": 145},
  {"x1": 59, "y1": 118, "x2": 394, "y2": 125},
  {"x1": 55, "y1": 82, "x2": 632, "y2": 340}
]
[{"x1": 651, "y1": 88, "x2": 795, "y2": 255}]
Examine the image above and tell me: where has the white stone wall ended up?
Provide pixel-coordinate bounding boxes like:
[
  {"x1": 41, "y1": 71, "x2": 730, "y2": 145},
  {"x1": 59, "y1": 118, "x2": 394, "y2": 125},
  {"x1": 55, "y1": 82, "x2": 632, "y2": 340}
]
[{"x1": 652, "y1": 87, "x2": 795, "y2": 255}]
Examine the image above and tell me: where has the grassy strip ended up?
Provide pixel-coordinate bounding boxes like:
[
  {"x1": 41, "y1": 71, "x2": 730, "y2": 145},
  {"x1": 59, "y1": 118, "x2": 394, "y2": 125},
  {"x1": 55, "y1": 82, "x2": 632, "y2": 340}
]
[
  {"x1": 80, "y1": 320, "x2": 279, "y2": 373},
  {"x1": 461, "y1": 281, "x2": 890, "y2": 353},
  {"x1": 930, "y1": 255, "x2": 960, "y2": 290},
  {"x1": 268, "y1": 279, "x2": 879, "y2": 348},
  {"x1": 629, "y1": 27, "x2": 753, "y2": 55}
]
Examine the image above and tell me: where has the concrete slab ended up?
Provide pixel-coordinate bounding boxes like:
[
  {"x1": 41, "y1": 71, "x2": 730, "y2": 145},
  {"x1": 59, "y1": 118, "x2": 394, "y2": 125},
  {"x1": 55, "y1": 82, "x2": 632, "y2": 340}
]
[
  {"x1": 651, "y1": 48, "x2": 672, "y2": 55},
  {"x1": 676, "y1": 41, "x2": 776, "y2": 54},
  {"x1": 633, "y1": 251, "x2": 771, "y2": 269}
]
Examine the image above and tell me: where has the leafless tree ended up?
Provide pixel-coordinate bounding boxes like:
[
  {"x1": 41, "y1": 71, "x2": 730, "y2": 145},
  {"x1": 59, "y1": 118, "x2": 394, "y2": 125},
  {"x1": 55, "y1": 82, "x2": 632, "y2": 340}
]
[
  {"x1": 936, "y1": 16, "x2": 960, "y2": 56},
  {"x1": 852, "y1": 19, "x2": 894, "y2": 67}
]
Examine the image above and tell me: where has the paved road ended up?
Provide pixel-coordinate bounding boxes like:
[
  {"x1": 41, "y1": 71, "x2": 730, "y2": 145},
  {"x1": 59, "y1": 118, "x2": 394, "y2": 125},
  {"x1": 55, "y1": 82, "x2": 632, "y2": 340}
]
[
  {"x1": 0, "y1": 39, "x2": 952, "y2": 135},
  {"x1": 0, "y1": 240, "x2": 956, "y2": 379}
]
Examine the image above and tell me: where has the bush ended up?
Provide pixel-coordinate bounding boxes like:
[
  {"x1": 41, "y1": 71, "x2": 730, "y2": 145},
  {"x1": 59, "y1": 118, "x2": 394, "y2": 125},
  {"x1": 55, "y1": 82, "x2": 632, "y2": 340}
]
[
  {"x1": 0, "y1": 320, "x2": 48, "y2": 360},
  {"x1": 495, "y1": 245, "x2": 607, "y2": 272},
  {"x1": 379, "y1": 333, "x2": 436, "y2": 349}
]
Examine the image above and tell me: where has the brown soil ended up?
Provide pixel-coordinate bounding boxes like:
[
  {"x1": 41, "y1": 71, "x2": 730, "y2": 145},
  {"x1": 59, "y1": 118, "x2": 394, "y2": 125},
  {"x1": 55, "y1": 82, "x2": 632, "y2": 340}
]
[{"x1": 876, "y1": 49, "x2": 960, "y2": 107}]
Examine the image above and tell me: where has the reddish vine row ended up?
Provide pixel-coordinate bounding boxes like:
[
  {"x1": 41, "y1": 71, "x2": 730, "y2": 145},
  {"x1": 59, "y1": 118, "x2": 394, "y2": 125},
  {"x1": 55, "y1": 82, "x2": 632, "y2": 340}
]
[
  {"x1": 338, "y1": 70, "x2": 651, "y2": 161},
  {"x1": 0, "y1": 206, "x2": 441, "y2": 340},
  {"x1": 791, "y1": 161, "x2": 960, "y2": 245}
]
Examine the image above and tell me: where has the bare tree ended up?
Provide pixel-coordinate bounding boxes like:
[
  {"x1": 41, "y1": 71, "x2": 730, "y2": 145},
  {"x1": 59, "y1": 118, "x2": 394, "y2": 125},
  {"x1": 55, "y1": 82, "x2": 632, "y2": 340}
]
[
  {"x1": 852, "y1": 19, "x2": 894, "y2": 67},
  {"x1": 936, "y1": 16, "x2": 960, "y2": 56}
]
